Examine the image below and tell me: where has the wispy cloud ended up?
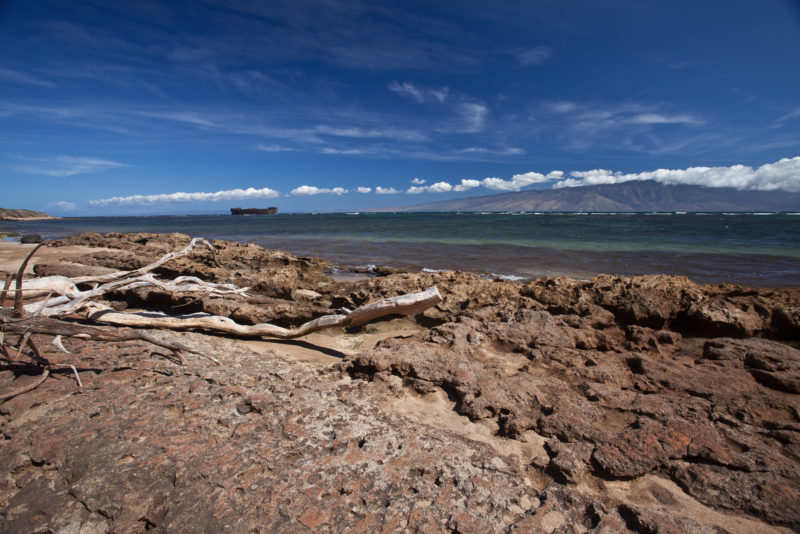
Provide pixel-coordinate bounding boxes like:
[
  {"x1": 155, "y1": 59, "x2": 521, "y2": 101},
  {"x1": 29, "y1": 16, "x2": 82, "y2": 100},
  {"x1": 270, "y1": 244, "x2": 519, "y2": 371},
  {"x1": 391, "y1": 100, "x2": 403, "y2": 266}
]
[
  {"x1": 138, "y1": 107, "x2": 429, "y2": 148},
  {"x1": 548, "y1": 101, "x2": 704, "y2": 131},
  {"x1": 320, "y1": 147, "x2": 370, "y2": 155},
  {"x1": 534, "y1": 100, "x2": 706, "y2": 153},
  {"x1": 47, "y1": 201, "x2": 77, "y2": 211},
  {"x1": 388, "y1": 81, "x2": 489, "y2": 135},
  {"x1": 255, "y1": 144, "x2": 296, "y2": 152},
  {"x1": 314, "y1": 124, "x2": 426, "y2": 141},
  {"x1": 356, "y1": 186, "x2": 372, "y2": 193},
  {"x1": 439, "y1": 102, "x2": 488, "y2": 133},
  {"x1": 514, "y1": 46, "x2": 552, "y2": 66},
  {"x1": 388, "y1": 82, "x2": 450, "y2": 104},
  {"x1": 290, "y1": 185, "x2": 347, "y2": 195},
  {"x1": 90, "y1": 187, "x2": 280, "y2": 206},
  {"x1": 410, "y1": 177, "x2": 426, "y2": 184},
  {"x1": 0, "y1": 67, "x2": 56, "y2": 88},
  {"x1": 776, "y1": 107, "x2": 800, "y2": 124},
  {"x1": 627, "y1": 113, "x2": 703, "y2": 125},
  {"x1": 460, "y1": 146, "x2": 524, "y2": 156},
  {"x1": 17, "y1": 156, "x2": 129, "y2": 177}
]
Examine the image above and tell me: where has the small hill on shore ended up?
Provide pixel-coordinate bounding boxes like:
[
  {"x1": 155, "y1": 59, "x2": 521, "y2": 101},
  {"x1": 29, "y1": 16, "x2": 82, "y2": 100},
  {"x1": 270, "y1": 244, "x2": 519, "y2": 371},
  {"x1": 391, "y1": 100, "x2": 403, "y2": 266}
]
[
  {"x1": 378, "y1": 181, "x2": 800, "y2": 212},
  {"x1": 0, "y1": 207, "x2": 58, "y2": 220}
]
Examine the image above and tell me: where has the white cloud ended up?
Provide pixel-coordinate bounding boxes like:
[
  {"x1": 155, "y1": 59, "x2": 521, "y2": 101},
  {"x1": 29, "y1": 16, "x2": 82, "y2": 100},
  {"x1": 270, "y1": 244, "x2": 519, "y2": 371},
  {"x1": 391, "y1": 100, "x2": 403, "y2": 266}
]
[
  {"x1": 356, "y1": 186, "x2": 372, "y2": 193},
  {"x1": 256, "y1": 144, "x2": 295, "y2": 152},
  {"x1": 19, "y1": 156, "x2": 129, "y2": 177},
  {"x1": 411, "y1": 177, "x2": 426, "y2": 184},
  {"x1": 90, "y1": 186, "x2": 280, "y2": 206},
  {"x1": 481, "y1": 177, "x2": 516, "y2": 191},
  {"x1": 388, "y1": 82, "x2": 450, "y2": 104},
  {"x1": 427, "y1": 181, "x2": 452, "y2": 193},
  {"x1": 48, "y1": 201, "x2": 77, "y2": 211},
  {"x1": 401, "y1": 170, "x2": 564, "y2": 195},
  {"x1": 453, "y1": 179, "x2": 481, "y2": 192},
  {"x1": 551, "y1": 156, "x2": 800, "y2": 192},
  {"x1": 480, "y1": 170, "x2": 563, "y2": 191},
  {"x1": 291, "y1": 185, "x2": 347, "y2": 195},
  {"x1": 516, "y1": 46, "x2": 552, "y2": 66},
  {"x1": 375, "y1": 186, "x2": 400, "y2": 194},
  {"x1": 406, "y1": 181, "x2": 455, "y2": 194}
]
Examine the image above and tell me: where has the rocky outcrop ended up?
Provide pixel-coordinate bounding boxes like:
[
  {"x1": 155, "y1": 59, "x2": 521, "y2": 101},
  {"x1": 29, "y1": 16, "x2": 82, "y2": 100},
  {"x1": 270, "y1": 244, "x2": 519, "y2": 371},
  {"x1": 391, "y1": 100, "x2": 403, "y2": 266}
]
[
  {"x1": 344, "y1": 278, "x2": 800, "y2": 529},
  {"x1": 3, "y1": 232, "x2": 800, "y2": 532},
  {"x1": 1, "y1": 332, "x2": 660, "y2": 533}
]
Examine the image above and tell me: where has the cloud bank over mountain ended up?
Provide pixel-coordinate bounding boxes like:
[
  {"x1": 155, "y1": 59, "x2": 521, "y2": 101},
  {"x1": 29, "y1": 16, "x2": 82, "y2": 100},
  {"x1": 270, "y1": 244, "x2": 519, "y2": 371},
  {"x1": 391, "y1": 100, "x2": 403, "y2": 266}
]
[
  {"x1": 86, "y1": 156, "x2": 800, "y2": 208},
  {"x1": 553, "y1": 156, "x2": 800, "y2": 192}
]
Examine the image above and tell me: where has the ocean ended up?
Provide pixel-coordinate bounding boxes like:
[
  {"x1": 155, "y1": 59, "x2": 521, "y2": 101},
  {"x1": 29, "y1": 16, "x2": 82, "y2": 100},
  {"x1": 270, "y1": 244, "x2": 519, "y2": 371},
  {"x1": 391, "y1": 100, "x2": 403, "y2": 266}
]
[{"x1": 3, "y1": 212, "x2": 799, "y2": 287}]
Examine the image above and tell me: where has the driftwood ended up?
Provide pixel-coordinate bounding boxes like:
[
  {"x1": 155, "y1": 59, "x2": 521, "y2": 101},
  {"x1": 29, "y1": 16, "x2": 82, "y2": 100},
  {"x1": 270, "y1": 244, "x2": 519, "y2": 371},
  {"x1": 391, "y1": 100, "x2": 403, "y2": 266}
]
[
  {"x1": 82, "y1": 286, "x2": 442, "y2": 339},
  {"x1": 1, "y1": 236, "x2": 443, "y2": 401}
]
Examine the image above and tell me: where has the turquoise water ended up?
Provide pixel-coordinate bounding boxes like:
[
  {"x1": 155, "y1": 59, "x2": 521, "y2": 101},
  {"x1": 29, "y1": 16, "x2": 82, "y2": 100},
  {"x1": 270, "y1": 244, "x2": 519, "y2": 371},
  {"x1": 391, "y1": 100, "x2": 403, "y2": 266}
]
[{"x1": 3, "y1": 212, "x2": 799, "y2": 287}]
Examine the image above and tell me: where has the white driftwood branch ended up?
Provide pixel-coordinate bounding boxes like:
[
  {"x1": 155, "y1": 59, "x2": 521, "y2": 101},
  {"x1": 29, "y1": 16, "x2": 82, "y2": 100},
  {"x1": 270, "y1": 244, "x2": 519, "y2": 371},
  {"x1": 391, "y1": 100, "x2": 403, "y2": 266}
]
[
  {"x1": 26, "y1": 272, "x2": 248, "y2": 316},
  {"x1": 84, "y1": 286, "x2": 443, "y2": 339},
  {"x1": 5, "y1": 276, "x2": 80, "y2": 299},
  {"x1": 7, "y1": 238, "x2": 215, "y2": 298}
]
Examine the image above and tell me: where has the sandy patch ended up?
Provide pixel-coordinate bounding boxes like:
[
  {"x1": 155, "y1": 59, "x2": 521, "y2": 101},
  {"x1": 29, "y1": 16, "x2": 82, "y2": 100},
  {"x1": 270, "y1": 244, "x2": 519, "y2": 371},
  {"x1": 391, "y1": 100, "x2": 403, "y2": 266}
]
[
  {"x1": 240, "y1": 316, "x2": 425, "y2": 365},
  {"x1": 387, "y1": 386, "x2": 549, "y2": 471},
  {"x1": 583, "y1": 475, "x2": 794, "y2": 534}
]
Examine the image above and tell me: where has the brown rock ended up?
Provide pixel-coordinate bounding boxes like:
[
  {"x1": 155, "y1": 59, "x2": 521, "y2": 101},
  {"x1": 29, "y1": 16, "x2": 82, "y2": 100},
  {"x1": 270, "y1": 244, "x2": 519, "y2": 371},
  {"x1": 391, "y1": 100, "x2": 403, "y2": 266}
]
[
  {"x1": 6, "y1": 233, "x2": 800, "y2": 531},
  {"x1": 33, "y1": 262, "x2": 118, "y2": 279},
  {"x1": 703, "y1": 338, "x2": 800, "y2": 394}
]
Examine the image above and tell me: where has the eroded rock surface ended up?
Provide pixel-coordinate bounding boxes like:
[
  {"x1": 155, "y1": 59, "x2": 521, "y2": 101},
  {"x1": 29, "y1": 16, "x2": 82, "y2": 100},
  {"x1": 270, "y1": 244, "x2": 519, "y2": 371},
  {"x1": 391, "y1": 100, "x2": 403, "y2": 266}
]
[{"x1": 3, "y1": 232, "x2": 800, "y2": 532}]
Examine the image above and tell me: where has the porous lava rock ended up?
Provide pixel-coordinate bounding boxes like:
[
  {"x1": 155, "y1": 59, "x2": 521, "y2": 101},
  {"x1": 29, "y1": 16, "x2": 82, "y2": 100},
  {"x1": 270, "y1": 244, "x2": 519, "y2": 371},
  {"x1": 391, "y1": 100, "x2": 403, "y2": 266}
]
[{"x1": 3, "y1": 233, "x2": 800, "y2": 532}]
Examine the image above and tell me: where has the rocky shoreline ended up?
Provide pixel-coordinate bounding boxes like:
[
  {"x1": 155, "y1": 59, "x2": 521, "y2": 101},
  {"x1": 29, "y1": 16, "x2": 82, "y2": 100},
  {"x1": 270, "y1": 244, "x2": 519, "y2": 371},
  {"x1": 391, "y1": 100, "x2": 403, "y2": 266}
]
[{"x1": 2, "y1": 232, "x2": 799, "y2": 532}]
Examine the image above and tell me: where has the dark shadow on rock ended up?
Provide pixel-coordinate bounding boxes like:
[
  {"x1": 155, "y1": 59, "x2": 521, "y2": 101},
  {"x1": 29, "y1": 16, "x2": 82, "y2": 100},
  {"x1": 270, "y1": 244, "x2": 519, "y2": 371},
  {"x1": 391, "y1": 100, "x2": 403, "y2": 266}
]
[{"x1": 263, "y1": 338, "x2": 348, "y2": 359}]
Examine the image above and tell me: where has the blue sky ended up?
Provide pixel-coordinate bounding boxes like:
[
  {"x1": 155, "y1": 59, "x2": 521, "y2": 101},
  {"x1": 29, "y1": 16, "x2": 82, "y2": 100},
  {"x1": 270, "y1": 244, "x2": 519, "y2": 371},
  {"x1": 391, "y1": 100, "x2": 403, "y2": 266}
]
[{"x1": 1, "y1": 0, "x2": 799, "y2": 215}]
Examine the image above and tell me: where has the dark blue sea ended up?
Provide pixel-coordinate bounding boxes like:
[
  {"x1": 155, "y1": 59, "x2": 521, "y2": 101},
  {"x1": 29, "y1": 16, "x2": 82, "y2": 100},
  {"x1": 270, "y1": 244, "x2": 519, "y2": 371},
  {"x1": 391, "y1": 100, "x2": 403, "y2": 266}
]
[{"x1": 3, "y1": 212, "x2": 799, "y2": 287}]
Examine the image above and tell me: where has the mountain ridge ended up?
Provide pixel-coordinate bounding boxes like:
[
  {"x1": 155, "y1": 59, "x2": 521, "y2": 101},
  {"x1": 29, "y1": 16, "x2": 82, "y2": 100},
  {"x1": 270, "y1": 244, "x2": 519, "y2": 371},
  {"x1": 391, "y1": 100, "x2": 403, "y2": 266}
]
[{"x1": 370, "y1": 181, "x2": 800, "y2": 212}]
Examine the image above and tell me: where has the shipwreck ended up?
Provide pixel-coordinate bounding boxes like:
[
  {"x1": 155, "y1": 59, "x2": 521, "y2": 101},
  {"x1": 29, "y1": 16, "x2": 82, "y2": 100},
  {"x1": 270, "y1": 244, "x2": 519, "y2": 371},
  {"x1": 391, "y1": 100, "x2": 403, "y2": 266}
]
[{"x1": 230, "y1": 207, "x2": 278, "y2": 215}]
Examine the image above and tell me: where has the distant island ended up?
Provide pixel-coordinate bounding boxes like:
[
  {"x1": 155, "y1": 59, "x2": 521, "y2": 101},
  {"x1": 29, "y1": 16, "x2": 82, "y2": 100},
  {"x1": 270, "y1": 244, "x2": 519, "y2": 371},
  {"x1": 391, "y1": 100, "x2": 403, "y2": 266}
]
[
  {"x1": 0, "y1": 207, "x2": 58, "y2": 221},
  {"x1": 375, "y1": 181, "x2": 800, "y2": 213},
  {"x1": 231, "y1": 207, "x2": 278, "y2": 215}
]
